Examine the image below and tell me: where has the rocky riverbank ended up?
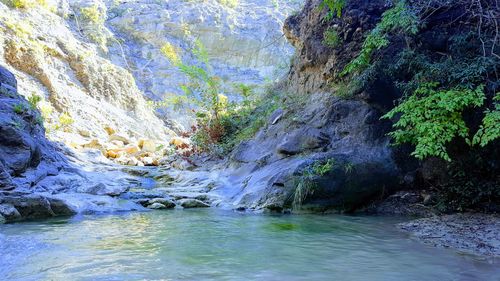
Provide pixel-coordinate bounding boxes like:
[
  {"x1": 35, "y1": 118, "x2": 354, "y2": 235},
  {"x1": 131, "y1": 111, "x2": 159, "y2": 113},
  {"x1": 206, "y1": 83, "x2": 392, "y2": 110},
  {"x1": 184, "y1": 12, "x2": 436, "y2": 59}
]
[{"x1": 399, "y1": 213, "x2": 500, "y2": 258}]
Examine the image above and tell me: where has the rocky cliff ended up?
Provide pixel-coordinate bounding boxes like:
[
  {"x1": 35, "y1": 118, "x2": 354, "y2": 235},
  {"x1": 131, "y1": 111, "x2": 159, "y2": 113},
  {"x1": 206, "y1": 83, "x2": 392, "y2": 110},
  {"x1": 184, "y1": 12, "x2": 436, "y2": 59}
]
[
  {"x1": 0, "y1": 0, "x2": 301, "y2": 221},
  {"x1": 212, "y1": 0, "x2": 499, "y2": 212}
]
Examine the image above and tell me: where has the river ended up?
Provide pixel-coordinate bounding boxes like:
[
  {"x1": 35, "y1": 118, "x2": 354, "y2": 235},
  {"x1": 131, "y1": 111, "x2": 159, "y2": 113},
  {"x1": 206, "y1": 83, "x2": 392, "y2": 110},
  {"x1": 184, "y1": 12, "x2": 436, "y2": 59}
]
[{"x1": 1, "y1": 209, "x2": 498, "y2": 280}]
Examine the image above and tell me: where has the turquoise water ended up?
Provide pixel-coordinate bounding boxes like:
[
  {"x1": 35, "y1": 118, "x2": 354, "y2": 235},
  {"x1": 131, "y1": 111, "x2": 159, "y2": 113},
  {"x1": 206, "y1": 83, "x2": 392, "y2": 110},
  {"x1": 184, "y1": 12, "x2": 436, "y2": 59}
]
[{"x1": 0, "y1": 209, "x2": 498, "y2": 281}]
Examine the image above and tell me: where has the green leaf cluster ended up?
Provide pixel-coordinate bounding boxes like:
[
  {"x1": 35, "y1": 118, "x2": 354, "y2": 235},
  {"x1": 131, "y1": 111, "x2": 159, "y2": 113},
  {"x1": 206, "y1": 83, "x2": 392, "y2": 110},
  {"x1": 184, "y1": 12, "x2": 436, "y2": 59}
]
[
  {"x1": 319, "y1": 0, "x2": 346, "y2": 20},
  {"x1": 341, "y1": 0, "x2": 418, "y2": 76},
  {"x1": 382, "y1": 83, "x2": 485, "y2": 161},
  {"x1": 472, "y1": 93, "x2": 500, "y2": 147}
]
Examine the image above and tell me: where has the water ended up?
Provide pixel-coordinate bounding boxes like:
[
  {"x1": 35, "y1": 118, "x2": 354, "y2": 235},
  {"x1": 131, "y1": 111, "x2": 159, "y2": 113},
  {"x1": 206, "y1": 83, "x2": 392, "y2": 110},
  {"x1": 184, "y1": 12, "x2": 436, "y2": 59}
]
[{"x1": 0, "y1": 209, "x2": 498, "y2": 281}]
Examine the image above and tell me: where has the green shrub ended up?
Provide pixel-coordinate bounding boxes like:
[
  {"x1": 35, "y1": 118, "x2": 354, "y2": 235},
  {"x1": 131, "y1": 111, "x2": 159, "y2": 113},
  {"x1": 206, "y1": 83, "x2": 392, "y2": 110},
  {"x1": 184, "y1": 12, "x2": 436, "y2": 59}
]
[
  {"x1": 341, "y1": 1, "x2": 418, "y2": 76},
  {"x1": 472, "y1": 93, "x2": 500, "y2": 147},
  {"x1": 323, "y1": 28, "x2": 341, "y2": 47},
  {"x1": 382, "y1": 83, "x2": 485, "y2": 161},
  {"x1": 293, "y1": 159, "x2": 335, "y2": 210},
  {"x1": 27, "y1": 94, "x2": 41, "y2": 110},
  {"x1": 13, "y1": 103, "x2": 26, "y2": 114},
  {"x1": 7, "y1": 0, "x2": 47, "y2": 9},
  {"x1": 80, "y1": 5, "x2": 105, "y2": 24},
  {"x1": 320, "y1": 0, "x2": 346, "y2": 20}
]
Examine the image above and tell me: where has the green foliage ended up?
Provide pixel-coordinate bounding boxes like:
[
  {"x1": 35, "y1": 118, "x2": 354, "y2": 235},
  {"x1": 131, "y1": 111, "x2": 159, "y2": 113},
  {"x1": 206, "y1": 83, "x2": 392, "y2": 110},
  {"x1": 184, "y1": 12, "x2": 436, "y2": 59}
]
[
  {"x1": 80, "y1": 5, "x2": 105, "y2": 24},
  {"x1": 5, "y1": 0, "x2": 48, "y2": 9},
  {"x1": 473, "y1": 93, "x2": 500, "y2": 147},
  {"x1": 163, "y1": 39, "x2": 276, "y2": 154},
  {"x1": 13, "y1": 103, "x2": 26, "y2": 114},
  {"x1": 319, "y1": 0, "x2": 346, "y2": 20},
  {"x1": 27, "y1": 94, "x2": 41, "y2": 110},
  {"x1": 341, "y1": 1, "x2": 418, "y2": 76},
  {"x1": 293, "y1": 159, "x2": 335, "y2": 210},
  {"x1": 56, "y1": 112, "x2": 74, "y2": 131},
  {"x1": 382, "y1": 83, "x2": 485, "y2": 161},
  {"x1": 322, "y1": 27, "x2": 341, "y2": 48}
]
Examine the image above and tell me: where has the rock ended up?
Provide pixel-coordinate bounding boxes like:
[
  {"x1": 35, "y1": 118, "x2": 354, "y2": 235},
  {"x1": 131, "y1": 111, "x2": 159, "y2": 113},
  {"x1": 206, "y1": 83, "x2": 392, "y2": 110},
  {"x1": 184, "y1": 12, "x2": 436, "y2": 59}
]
[
  {"x1": 269, "y1": 108, "x2": 284, "y2": 125},
  {"x1": 147, "y1": 202, "x2": 167, "y2": 209},
  {"x1": 106, "y1": 150, "x2": 119, "y2": 159},
  {"x1": 149, "y1": 198, "x2": 175, "y2": 208},
  {"x1": 142, "y1": 157, "x2": 156, "y2": 166},
  {"x1": 178, "y1": 199, "x2": 210, "y2": 208},
  {"x1": 104, "y1": 126, "x2": 116, "y2": 135},
  {"x1": 110, "y1": 140, "x2": 125, "y2": 147},
  {"x1": 0, "y1": 164, "x2": 14, "y2": 190},
  {"x1": 276, "y1": 128, "x2": 329, "y2": 155},
  {"x1": 77, "y1": 183, "x2": 128, "y2": 196},
  {"x1": 0, "y1": 203, "x2": 21, "y2": 221},
  {"x1": 0, "y1": 65, "x2": 63, "y2": 190},
  {"x1": 83, "y1": 139, "x2": 104, "y2": 150},
  {"x1": 108, "y1": 134, "x2": 130, "y2": 145},
  {"x1": 78, "y1": 129, "x2": 91, "y2": 137},
  {"x1": 127, "y1": 157, "x2": 139, "y2": 166},
  {"x1": 124, "y1": 145, "x2": 140, "y2": 155},
  {"x1": 0, "y1": 194, "x2": 76, "y2": 221},
  {"x1": 139, "y1": 139, "x2": 157, "y2": 153}
]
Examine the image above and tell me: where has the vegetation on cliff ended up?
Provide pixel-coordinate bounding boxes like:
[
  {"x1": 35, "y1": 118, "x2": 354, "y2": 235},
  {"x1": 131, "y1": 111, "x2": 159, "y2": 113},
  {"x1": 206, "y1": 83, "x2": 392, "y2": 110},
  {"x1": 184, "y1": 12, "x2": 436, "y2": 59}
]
[{"x1": 319, "y1": 0, "x2": 499, "y2": 211}]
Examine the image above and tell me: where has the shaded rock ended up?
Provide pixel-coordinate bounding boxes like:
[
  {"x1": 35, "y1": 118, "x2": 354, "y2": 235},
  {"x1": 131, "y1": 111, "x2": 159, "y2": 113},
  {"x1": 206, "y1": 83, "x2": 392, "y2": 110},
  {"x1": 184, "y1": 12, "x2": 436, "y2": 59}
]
[
  {"x1": 277, "y1": 128, "x2": 329, "y2": 155},
  {"x1": 178, "y1": 198, "x2": 210, "y2": 208},
  {"x1": 149, "y1": 198, "x2": 175, "y2": 208},
  {"x1": 147, "y1": 202, "x2": 167, "y2": 209},
  {"x1": 77, "y1": 183, "x2": 128, "y2": 196},
  {"x1": 0, "y1": 193, "x2": 76, "y2": 221},
  {"x1": 0, "y1": 203, "x2": 21, "y2": 221}
]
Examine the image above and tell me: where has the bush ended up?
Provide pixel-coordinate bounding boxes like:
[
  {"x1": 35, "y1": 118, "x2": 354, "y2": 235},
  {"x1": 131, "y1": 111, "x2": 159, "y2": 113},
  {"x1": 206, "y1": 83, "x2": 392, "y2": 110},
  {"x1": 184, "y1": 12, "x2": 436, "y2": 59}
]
[
  {"x1": 382, "y1": 83, "x2": 485, "y2": 161},
  {"x1": 319, "y1": 0, "x2": 346, "y2": 20},
  {"x1": 27, "y1": 94, "x2": 41, "y2": 110},
  {"x1": 13, "y1": 103, "x2": 26, "y2": 114},
  {"x1": 80, "y1": 5, "x2": 105, "y2": 24},
  {"x1": 323, "y1": 28, "x2": 341, "y2": 47},
  {"x1": 293, "y1": 159, "x2": 335, "y2": 210},
  {"x1": 7, "y1": 0, "x2": 47, "y2": 9},
  {"x1": 341, "y1": 1, "x2": 419, "y2": 76}
]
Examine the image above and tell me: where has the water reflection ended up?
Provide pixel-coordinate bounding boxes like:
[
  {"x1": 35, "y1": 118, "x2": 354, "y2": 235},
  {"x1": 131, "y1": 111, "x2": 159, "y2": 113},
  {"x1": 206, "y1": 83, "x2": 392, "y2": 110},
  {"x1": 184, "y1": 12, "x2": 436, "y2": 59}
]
[{"x1": 0, "y1": 209, "x2": 498, "y2": 281}]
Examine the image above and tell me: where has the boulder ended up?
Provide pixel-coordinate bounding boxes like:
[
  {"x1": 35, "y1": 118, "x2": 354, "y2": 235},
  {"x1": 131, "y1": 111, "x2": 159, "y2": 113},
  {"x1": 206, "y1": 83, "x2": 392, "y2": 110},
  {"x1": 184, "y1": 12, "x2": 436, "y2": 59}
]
[
  {"x1": 108, "y1": 134, "x2": 130, "y2": 145},
  {"x1": 149, "y1": 198, "x2": 175, "y2": 208},
  {"x1": 78, "y1": 129, "x2": 91, "y2": 137},
  {"x1": 139, "y1": 139, "x2": 157, "y2": 153},
  {"x1": 0, "y1": 203, "x2": 21, "y2": 221},
  {"x1": 77, "y1": 182, "x2": 128, "y2": 196},
  {"x1": 147, "y1": 202, "x2": 167, "y2": 209},
  {"x1": 104, "y1": 126, "x2": 116, "y2": 135},
  {"x1": 0, "y1": 194, "x2": 76, "y2": 221},
  {"x1": 178, "y1": 198, "x2": 210, "y2": 208},
  {"x1": 83, "y1": 139, "x2": 104, "y2": 150},
  {"x1": 124, "y1": 145, "x2": 140, "y2": 155}
]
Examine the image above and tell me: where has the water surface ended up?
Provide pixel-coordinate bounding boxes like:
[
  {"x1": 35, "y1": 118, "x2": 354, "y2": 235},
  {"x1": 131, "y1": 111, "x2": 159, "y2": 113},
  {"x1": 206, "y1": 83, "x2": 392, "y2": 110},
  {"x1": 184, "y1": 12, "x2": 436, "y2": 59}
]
[{"x1": 0, "y1": 209, "x2": 498, "y2": 280}]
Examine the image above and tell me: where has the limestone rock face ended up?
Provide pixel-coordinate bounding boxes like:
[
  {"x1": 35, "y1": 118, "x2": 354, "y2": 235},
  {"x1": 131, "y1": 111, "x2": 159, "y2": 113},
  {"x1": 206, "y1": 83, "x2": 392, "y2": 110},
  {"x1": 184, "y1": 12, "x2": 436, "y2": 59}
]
[
  {"x1": 0, "y1": 0, "x2": 174, "y2": 158},
  {"x1": 105, "y1": 0, "x2": 301, "y2": 127}
]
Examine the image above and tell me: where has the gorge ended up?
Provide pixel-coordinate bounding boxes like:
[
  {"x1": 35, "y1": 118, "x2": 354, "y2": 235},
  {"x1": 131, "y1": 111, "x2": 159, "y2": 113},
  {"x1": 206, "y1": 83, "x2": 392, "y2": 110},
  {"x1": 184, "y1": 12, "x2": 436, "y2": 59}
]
[{"x1": 0, "y1": 0, "x2": 499, "y2": 279}]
